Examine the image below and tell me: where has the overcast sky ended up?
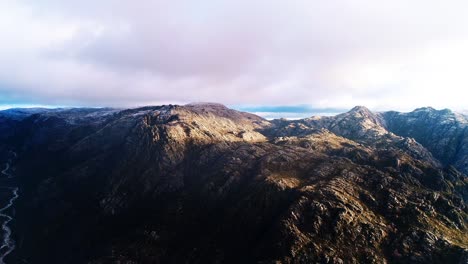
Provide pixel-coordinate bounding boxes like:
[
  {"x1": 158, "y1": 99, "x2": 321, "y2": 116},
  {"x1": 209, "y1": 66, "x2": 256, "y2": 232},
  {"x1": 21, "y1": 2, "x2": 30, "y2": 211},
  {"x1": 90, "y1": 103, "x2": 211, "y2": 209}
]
[{"x1": 0, "y1": 0, "x2": 467, "y2": 113}]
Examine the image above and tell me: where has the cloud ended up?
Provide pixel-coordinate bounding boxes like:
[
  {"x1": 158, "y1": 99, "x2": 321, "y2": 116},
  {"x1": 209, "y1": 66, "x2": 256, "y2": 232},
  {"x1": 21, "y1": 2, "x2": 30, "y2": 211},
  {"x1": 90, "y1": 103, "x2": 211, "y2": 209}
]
[{"x1": 0, "y1": 0, "x2": 467, "y2": 110}]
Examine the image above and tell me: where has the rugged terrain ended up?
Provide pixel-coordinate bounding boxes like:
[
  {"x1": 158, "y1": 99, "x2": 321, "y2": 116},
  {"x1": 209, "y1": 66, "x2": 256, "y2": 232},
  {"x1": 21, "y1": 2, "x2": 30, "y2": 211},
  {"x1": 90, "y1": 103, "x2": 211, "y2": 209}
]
[{"x1": 0, "y1": 103, "x2": 466, "y2": 263}]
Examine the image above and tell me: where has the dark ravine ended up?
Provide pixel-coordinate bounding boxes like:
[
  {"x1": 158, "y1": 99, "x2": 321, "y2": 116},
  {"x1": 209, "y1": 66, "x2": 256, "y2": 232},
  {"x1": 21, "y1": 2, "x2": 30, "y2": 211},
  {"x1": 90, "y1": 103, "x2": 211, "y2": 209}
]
[{"x1": 0, "y1": 104, "x2": 466, "y2": 263}]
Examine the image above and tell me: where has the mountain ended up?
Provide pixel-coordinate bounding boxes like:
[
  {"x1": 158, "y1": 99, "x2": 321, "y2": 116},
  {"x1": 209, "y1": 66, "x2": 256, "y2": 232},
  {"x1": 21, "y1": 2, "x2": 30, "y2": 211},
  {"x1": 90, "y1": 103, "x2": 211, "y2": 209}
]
[
  {"x1": 381, "y1": 107, "x2": 468, "y2": 174},
  {"x1": 0, "y1": 104, "x2": 466, "y2": 263}
]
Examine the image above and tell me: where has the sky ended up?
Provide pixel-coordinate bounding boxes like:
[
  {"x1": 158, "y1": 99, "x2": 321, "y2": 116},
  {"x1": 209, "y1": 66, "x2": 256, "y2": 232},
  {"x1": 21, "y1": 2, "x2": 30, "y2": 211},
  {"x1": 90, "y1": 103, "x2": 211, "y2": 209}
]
[{"x1": 0, "y1": 0, "x2": 468, "y2": 117}]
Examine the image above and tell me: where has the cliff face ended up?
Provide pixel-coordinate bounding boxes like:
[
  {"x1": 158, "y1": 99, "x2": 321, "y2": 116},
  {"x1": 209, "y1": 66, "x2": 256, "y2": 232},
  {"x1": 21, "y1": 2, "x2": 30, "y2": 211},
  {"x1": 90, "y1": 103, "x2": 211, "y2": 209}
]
[{"x1": 0, "y1": 104, "x2": 466, "y2": 263}]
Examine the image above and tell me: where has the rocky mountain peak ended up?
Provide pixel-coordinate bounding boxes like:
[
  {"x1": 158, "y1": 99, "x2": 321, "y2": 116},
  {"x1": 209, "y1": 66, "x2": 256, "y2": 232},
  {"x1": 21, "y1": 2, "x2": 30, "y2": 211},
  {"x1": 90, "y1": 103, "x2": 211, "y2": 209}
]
[
  {"x1": 414, "y1": 106, "x2": 456, "y2": 117},
  {"x1": 183, "y1": 102, "x2": 265, "y2": 123},
  {"x1": 185, "y1": 102, "x2": 228, "y2": 108},
  {"x1": 381, "y1": 107, "x2": 468, "y2": 173},
  {"x1": 346, "y1": 106, "x2": 381, "y2": 123},
  {"x1": 414, "y1": 106, "x2": 436, "y2": 112},
  {"x1": 325, "y1": 106, "x2": 387, "y2": 141},
  {"x1": 348, "y1": 105, "x2": 373, "y2": 115}
]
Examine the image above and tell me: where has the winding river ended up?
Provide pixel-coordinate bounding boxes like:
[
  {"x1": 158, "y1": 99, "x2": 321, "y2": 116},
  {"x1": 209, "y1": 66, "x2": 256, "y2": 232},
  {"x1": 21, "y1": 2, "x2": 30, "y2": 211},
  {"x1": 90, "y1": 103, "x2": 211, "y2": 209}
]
[{"x1": 0, "y1": 152, "x2": 18, "y2": 264}]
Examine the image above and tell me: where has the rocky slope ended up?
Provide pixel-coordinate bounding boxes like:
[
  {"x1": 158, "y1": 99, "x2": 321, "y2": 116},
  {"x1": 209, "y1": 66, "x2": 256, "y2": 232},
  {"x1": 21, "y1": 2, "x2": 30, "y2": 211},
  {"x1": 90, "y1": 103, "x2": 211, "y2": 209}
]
[
  {"x1": 381, "y1": 107, "x2": 468, "y2": 174},
  {"x1": 0, "y1": 104, "x2": 466, "y2": 263}
]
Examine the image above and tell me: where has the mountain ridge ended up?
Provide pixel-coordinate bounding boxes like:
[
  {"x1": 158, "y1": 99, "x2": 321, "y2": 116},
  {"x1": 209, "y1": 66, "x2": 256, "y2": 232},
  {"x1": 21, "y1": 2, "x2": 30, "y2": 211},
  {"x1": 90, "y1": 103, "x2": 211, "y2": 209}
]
[{"x1": 0, "y1": 103, "x2": 466, "y2": 263}]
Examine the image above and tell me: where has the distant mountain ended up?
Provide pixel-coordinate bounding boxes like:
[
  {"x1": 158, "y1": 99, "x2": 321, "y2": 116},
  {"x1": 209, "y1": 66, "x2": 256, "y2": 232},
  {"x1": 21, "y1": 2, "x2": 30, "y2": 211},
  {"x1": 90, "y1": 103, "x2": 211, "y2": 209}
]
[
  {"x1": 381, "y1": 107, "x2": 468, "y2": 174},
  {"x1": 0, "y1": 104, "x2": 466, "y2": 263},
  {"x1": 268, "y1": 106, "x2": 467, "y2": 175}
]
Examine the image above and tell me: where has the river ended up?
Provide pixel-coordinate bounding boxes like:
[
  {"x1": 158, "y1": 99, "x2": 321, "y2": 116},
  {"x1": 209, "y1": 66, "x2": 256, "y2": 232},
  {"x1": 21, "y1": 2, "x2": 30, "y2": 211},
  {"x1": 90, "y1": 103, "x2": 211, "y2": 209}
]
[{"x1": 0, "y1": 152, "x2": 18, "y2": 264}]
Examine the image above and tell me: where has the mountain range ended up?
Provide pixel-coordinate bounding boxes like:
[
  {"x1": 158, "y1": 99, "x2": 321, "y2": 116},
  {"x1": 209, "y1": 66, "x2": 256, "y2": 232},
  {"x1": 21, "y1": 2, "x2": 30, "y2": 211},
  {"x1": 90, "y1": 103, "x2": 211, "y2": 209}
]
[{"x1": 0, "y1": 103, "x2": 466, "y2": 263}]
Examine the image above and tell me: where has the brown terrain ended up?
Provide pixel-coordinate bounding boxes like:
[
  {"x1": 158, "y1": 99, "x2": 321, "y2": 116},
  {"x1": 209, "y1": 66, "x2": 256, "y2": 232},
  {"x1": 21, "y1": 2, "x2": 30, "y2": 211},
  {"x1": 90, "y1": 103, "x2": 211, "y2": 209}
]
[{"x1": 0, "y1": 103, "x2": 466, "y2": 263}]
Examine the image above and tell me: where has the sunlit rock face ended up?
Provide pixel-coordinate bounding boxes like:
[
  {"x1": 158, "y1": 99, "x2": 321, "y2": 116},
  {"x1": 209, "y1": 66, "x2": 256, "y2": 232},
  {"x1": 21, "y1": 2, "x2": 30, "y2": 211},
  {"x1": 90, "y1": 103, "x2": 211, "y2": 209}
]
[{"x1": 0, "y1": 104, "x2": 466, "y2": 264}]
